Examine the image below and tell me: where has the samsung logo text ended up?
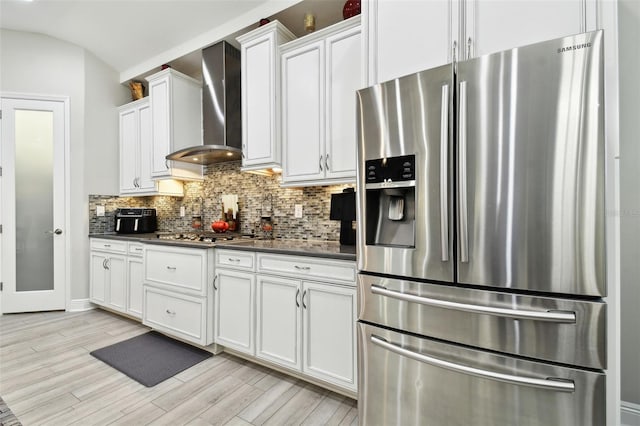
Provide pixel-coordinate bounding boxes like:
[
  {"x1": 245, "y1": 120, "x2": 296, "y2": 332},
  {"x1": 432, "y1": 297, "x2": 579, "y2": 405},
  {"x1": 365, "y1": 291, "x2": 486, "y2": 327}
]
[{"x1": 557, "y1": 43, "x2": 592, "y2": 53}]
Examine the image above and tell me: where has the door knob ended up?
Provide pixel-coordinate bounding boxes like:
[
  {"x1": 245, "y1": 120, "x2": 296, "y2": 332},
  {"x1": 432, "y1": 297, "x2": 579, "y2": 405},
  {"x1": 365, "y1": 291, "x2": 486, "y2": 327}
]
[{"x1": 45, "y1": 228, "x2": 63, "y2": 235}]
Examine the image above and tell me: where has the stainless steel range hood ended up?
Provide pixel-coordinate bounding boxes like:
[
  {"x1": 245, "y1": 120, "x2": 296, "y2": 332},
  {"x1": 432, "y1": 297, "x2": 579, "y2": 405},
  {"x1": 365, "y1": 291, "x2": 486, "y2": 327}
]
[{"x1": 166, "y1": 41, "x2": 242, "y2": 165}]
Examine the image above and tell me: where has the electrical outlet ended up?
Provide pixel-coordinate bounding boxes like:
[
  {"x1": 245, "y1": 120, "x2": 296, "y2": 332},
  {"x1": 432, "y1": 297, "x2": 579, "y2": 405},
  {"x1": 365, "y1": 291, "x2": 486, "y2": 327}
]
[
  {"x1": 96, "y1": 205, "x2": 105, "y2": 217},
  {"x1": 180, "y1": 206, "x2": 186, "y2": 217},
  {"x1": 294, "y1": 204, "x2": 303, "y2": 218}
]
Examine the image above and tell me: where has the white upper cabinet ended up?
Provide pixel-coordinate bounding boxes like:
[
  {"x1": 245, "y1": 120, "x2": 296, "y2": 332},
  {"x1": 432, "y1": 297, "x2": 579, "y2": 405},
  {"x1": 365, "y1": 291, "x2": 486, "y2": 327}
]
[
  {"x1": 465, "y1": 0, "x2": 597, "y2": 59},
  {"x1": 364, "y1": 0, "x2": 459, "y2": 84},
  {"x1": 146, "y1": 68, "x2": 203, "y2": 181},
  {"x1": 365, "y1": 0, "x2": 598, "y2": 85},
  {"x1": 118, "y1": 98, "x2": 183, "y2": 196},
  {"x1": 281, "y1": 16, "x2": 362, "y2": 187},
  {"x1": 237, "y1": 21, "x2": 295, "y2": 172},
  {"x1": 282, "y1": 39, "x2": 325, "y2": 184},
  {"x1": 325, "y1": 24, "x2": 362, "y2": 180}
]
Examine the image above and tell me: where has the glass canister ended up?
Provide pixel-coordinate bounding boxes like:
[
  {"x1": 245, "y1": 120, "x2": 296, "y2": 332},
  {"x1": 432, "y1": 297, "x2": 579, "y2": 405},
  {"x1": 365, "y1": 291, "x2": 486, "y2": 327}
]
[{"x1": 260, "y1": 216, "x2": 274, "y2": 240}]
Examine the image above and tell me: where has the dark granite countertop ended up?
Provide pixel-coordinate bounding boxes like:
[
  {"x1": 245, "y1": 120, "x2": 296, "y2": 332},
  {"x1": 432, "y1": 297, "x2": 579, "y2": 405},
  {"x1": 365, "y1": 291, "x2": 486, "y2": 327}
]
[
  {"x1": 218, "y1": 239, "x2": 356, "y2": 261},
  {"x1": 89, "y1": 233, "x2": 356, "y2": 260}
]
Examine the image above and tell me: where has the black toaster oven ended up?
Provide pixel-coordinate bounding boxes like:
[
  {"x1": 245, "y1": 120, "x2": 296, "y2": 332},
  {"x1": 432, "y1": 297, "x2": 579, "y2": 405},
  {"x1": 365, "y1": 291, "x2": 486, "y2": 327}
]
[{"x1": 115, "y1": 208, "x2": 157, "y2": 234}]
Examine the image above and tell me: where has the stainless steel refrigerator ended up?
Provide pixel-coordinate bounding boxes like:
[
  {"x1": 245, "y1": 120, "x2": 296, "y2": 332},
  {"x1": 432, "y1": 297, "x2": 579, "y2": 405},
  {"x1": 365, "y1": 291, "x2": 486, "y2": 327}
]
[{"x1": 356, "y1": 31, "x2": 606, "y2": 425}]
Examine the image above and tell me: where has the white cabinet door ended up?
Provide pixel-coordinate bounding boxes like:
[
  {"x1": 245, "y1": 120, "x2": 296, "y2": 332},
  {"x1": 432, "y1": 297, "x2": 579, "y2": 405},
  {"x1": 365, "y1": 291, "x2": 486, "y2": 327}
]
[
  {"x1": 238, "y1": 23, "x2": 295, "y2": 171},
  {"x1": 256, "y1": 275, "x2": 302, "y2": 370},
  {"x1": 215, "y1": 269, "x2": 255, "y2": 355},
  {"x1": 149, "y1": 75, "x2": 172, "y2": 178},
  {"x1": 137, "y1": 102, "x2": 155, "y2": 192},
  {"x1": 465, "y1": 0, "x2": 596, "y2": 59},
  {"x1": 325, "y1": 25, "x2": 361, "y2": 180},
  {"x1": 119, "y1": 107, "x2": 139, "y2": 194},
  {"x1": 90, "y1": 252, "x2": 107, "y2": 304},
  {"x1": 365, "y1": 0, "x2": 458, "y2": 85},
  {"x1": 127, "y1": 257, "x2": 144, "y2": 318},
  {"x1": 282, "y1": 40, "x2": 325, "y2": 183},
  {"x1": 243, "y1": 35, "x2": 274, "y2": 166},
  {"x1": 302, "y1": 281, "x2": 357, "y2": 391},
  {"x1": 147, "y1": 69, "x2": 203, "y2": 181},
  {"x1": 105, "y1": 255, "x2": 126, "y2": 313}
]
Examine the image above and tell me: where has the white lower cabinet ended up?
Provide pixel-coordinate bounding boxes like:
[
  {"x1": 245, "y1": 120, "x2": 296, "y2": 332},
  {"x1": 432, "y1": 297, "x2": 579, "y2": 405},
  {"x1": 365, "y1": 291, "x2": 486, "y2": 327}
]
[
  {"x1": 127, "y1": 256, "x2": 144, "y2": 318},
  {"x1": 256, "y1": 275, "x2": 302, "y2": 370},
  {"x1": 214, "y1": 269, "x2": 256, "y2": 355},
  {"x1": 142, "y1": 245, "x2": 215, "y2": 346},
  {"x1": 214, "y1": 248, "x2": 357, "y2": 393},
  {"x1": 90, "y1": 239, "x2": 133, "y2": 315},
  {"x1": 253, "y1": 255, "x2": 357, "y2": 393},
  {"x1": 302, "y1": 281, "x2": 357, "y2": 390}
]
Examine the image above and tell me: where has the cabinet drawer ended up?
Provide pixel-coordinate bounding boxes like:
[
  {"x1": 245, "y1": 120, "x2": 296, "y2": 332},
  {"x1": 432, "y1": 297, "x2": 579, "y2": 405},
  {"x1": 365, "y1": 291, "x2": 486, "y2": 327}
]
[
  {"x1": 215, "y1": 249, "x2": 255, "y2": 271},
  {"x1": 128, "y1": 242, "x2": 145, "y2": 257},
  {"x1": 143, "y1": 286, "x2": 209, "y2": 346},
  {"x1": 144, "y1": 246, "x2": 208, "y2": 295},
  {"x1": 257, "y1": 254, "x2": 356, "y2": 285},
  {"x1": 90, "y1": 238, "x2": 127, "y2": 254}
]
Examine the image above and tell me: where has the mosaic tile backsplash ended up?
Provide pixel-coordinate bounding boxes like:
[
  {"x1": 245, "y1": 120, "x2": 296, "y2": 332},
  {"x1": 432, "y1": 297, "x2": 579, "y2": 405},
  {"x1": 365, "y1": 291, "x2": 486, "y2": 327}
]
[{"x1": 89, "y1": 161, "x2": 354, "y2": 241}]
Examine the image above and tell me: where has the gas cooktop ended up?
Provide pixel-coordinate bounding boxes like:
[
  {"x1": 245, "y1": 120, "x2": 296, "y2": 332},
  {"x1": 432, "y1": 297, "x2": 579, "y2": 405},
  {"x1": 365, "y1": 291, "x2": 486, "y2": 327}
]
[{"x1": 155, "y1": 232, "x2": 250, "y2": 244}]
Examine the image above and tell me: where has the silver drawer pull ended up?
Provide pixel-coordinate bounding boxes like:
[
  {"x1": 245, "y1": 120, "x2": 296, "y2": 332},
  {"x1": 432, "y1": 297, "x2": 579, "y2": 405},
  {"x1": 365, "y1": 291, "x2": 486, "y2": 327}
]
[
  {"x1": 104, "y1": 244, "x2": 111, "y2": 248},
  {"x1": 135, "y1": 247, "x2": 143, "y2": 251},
  {"x1": 165, "y1": 309, "x2": 176, "y2": 315},
  {"x1": 370, "y1": 284, "x2": 576, "y2": 323},
  {"x1": 371, "y1": 335, "x2": 575, "y2": 392},
  {"x1": 227, "y1": 258, "x2": 241, "y2": 262},
  {"x1": 294, "y1": 265, "x2": 311, "y2": 271},
  {"x1": 166, "y1": 266, "x2": 177, "y2": 270}
]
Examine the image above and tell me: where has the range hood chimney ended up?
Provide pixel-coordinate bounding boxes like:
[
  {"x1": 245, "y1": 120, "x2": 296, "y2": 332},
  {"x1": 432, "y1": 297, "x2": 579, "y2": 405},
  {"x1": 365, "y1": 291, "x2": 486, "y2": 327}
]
[{"x1": 166, "y1": 41, "x2": 242, "y2": 165}]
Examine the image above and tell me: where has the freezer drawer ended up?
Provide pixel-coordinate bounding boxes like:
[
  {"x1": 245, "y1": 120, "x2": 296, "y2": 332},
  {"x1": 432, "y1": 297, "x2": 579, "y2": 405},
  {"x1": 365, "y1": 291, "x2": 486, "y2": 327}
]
[
  {"x1": 358, "y1": 322, "x2": 605, "y2": 426},
  {"x1": 358, "y1": 274, "x2": 606, "y2": 369}
]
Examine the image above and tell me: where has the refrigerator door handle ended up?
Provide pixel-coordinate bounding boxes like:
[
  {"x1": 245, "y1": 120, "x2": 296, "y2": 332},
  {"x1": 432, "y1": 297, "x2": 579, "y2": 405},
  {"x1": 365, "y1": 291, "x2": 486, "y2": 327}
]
[
  {"x1": 440, "y1": 84, "x2": 450, "y2": 262},
  {"x1": 370, "y1": 335, "x2": 575, "y2": 392},
  {"x1": 458, "y1": 81, "x2": 469, "y2": 263},
  {"x1": 370, "y1": 284, "x2": 576, "y2": 323}
]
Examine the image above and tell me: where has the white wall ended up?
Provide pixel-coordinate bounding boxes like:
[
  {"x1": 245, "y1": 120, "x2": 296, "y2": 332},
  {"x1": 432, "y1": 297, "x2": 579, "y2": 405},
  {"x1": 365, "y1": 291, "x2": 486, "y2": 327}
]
[
  {"x1": 619, "y1": 0, "x2": 640, "y2": 408},
  {"x1": 0, "y1": 29, "x2": 127, "y2": 300}
]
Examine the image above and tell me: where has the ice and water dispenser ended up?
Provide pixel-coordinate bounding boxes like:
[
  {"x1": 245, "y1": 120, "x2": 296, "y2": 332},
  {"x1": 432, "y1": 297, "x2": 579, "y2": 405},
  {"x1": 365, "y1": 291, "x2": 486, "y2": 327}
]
[{"x1": 364, "y1": 154, "x2": 416, "y2": 248}]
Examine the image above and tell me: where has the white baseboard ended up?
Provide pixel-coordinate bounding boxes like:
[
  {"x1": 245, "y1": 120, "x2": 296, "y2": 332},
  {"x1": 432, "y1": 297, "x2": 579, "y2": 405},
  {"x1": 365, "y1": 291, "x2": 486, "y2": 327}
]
[
  {"x1": 67, "y1": 298, "x2": 95, "y2": 312},
  {"x1": 622, "y1": 401, "x2": 640, "y2": 426}
]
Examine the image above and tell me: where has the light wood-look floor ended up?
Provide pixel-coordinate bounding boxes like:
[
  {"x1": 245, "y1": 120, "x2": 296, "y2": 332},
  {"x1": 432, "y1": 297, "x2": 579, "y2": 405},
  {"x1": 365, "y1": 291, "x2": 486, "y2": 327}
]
[{"x1": 0, "y1": 309, "x2": 358, "y2": 426}]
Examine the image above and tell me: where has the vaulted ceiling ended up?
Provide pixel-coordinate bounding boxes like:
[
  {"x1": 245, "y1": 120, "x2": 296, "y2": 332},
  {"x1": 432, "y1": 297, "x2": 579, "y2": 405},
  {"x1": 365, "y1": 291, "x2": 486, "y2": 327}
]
[{"x1": 0, "y1": 0, "x2": 346, "y2": 82}]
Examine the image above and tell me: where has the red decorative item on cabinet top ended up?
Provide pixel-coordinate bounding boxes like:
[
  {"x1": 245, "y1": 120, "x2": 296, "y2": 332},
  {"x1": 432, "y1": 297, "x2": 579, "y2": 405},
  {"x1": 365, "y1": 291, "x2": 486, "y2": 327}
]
[{"x1": 343, "y1": 0, "x2": 361, "y2": 19}]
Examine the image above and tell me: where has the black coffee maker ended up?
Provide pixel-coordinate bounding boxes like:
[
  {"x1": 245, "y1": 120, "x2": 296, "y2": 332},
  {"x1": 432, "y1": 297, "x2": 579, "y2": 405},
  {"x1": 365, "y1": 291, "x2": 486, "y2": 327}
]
[{"x1": 330, "y1": 188, "x2": 356, "y2": 245}]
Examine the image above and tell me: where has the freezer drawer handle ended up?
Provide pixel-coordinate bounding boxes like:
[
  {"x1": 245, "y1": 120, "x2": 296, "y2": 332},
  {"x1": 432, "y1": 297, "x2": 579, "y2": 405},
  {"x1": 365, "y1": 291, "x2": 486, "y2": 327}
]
[
  {"x1": 370, "y1": 335, "x2": 575, "y2": 393},
  {"x1": 370, "y1": 284, "x2": 576, "y2": 323}
]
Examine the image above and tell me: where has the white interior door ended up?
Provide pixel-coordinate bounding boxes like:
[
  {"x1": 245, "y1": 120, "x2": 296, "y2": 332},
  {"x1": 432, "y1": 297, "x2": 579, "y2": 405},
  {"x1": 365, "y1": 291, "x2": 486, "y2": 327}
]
[{"x1": 1, "y1": 96, "x2": 67, "y2": 313}]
